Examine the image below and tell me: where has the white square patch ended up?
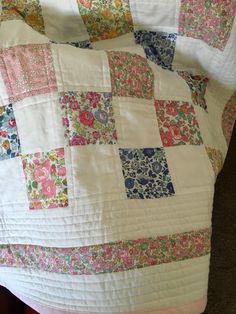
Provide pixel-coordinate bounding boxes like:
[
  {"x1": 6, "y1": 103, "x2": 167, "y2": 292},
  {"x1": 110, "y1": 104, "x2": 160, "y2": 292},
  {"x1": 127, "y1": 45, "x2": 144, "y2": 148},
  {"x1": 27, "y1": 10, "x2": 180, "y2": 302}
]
[
  {"x1": 0, "y1": 157, "x2": 28, "y2": 208},
  {"x1": 113, "y1": 97, "x2": 162, "y2": 148},
  {"x1": 150, "y1": 62, "x2": 192, "y2": 102},
  {"x1": 165, "y1": 145, "x2": 214, "y2": 194},
  {"x1": 129, "y1": 0, "x2": 181, "y2": 32},
  {"x1": 13, "y1": 93, "x2": 65, "y2": 154},
  {"x1": 40, "y1": 0, "x2": 89, "y2": 41},
  {"x1": 0, "y1": 20, "x2": 49, "y2": 49},
  {"x1": 71, "y1": 145, "x2": 125, "y2": 203},
  {"x1": 52, "y1": 44, "x2": 111, "y2": 92}
]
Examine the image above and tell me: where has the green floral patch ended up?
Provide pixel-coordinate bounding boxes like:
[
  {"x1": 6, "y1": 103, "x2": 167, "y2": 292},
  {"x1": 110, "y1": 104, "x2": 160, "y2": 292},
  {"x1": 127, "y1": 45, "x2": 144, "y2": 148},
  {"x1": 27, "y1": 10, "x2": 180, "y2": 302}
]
[
  {"x1": 77, "y1": 0, "x2": 134, "y2": 42},
  {"x1": 1, "y1": 0, "x2": 45, "y2": 34}
]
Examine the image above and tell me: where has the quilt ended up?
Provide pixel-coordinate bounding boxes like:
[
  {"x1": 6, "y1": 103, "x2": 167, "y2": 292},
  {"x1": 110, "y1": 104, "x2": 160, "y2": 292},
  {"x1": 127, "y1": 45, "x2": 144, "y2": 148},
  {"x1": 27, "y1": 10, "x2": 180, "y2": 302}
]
[{"x1": 0, "y1": 1, "x2": 236, "y2": 313}]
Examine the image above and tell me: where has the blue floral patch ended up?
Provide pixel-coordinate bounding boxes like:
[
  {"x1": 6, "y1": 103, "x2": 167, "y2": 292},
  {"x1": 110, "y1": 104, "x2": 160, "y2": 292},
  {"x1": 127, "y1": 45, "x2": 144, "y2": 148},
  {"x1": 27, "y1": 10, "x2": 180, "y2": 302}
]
[
  {"x1": 134, "y1": 31, "x2": 177, "y2": 70},
  {"x1": 177, "y1": 71, "x2": 209, "y2": 111},
  {"x1": 119, "y1": 148, "x2": 175, "y2": 199},
  {"x1": 50, "y1": 40, "x2": 92, "y2": 49},
  {"x1": 0, "y1": 104, "x2": 21, "y2": 161}
]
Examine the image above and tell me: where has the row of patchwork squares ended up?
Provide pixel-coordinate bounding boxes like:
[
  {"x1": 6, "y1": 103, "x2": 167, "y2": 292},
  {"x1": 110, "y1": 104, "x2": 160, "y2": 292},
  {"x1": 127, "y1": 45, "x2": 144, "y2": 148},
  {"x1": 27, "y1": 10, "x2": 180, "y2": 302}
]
[
  {"x1": 0, "y1": 44, "x2": 209, "y2": 109},
  {"x1": 1, "y1": 144, "x2": 217, "y2": 211},
  {"x1": 0, "y1": 95, "x2": 206, "y2": 160},
  {"x1": 0, "y1": 93, "x2": 222, "y2": 212},
  {"x1": 1, "y1": 0, "x2": 236, "y2": 50}
]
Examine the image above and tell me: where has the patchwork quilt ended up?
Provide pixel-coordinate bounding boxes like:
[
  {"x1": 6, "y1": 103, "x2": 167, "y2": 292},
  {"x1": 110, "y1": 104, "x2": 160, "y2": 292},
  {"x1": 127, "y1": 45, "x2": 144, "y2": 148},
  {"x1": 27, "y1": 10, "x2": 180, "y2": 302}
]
[{"x1": 0, "y1": 1, "x2": 236, "y2": 313}]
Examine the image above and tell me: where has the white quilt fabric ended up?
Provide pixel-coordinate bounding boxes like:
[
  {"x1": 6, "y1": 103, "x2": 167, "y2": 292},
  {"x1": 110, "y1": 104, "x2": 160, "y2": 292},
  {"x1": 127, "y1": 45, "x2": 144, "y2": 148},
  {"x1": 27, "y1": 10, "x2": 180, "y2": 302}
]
[{"x1": 0, "y1": 1, "x2": 236, "y2": 313}]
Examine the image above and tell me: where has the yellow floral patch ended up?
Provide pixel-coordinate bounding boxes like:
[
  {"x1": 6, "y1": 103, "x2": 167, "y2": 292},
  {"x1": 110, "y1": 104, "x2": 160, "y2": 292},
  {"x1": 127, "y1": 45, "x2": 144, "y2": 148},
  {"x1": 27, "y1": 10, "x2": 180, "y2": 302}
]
[
  {"x1": 206, "y1": 147, "x2": 224, "y2": 177},
  {"x1": 1, "y1": 0, "x2": 45, "y2": 34},
  {"x1": 77, "y1": 0, "x2": 134, "y2": 42}
]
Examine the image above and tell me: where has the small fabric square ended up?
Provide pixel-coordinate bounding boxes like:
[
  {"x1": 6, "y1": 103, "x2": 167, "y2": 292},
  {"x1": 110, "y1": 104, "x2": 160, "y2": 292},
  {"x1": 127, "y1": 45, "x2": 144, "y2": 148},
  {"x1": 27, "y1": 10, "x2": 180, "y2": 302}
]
[
  {"x1": 21, "y1": 148, "x2": 69, "y2": 210},
  {"x1": 205, "y1": 146, "x2": 224, "y2": 178},
  {"x1": 77, "y1": 0, "x2": 134, "y2": 42},
  {"x1": 107, "y1": 51, "x2": 154, "y2": 99},
  {"x1": 59, "y1": 91, "x2": 117, "y2": 146},
  {"x1": 179, "y1": 0, "x2": 236, "y2": 50},
  {"x1": 178, "y1": 71, "x2": 209, "y2": 110},
  {"x1": 0, "y1": 44, "x2": 57, "y2": 103},
  {"x1": 0, "y1": 104, "x2": 21, "y2": 161},
  {"x1": 72, "y1": 145, "x2": 125, "y2": 202},
  {"x1": 14, "y1": 93, "x2": 65, "y2": 154},
  {"x1": 119, "y1": 147, "x2": 175, "y2": 199},
  {"x1": 155, "y1": 100, "x2": 203, "y2": 147},
  {"x1": 1, "y1": 0, "x2": 45, "y2": 34},
  {"x1": 113, "y1": 98, "x2": 162, "y2": 148},
  {"x1": 53, "y1": 45, "x2": 111, "y2": 93},
  {"x1": 134, "y1": 31, "x2": 177, "y2": 70}
]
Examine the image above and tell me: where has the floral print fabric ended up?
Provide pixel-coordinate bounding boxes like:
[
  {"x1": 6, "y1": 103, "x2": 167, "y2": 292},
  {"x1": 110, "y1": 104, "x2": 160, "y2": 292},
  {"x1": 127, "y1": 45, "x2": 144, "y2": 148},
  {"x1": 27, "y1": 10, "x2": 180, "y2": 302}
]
[
  {"x1": 222, "y1": 90, "x2": 236, "y2": 146},
  {"x1": 178, "y1": 71, "x2": 209, "y2": 110},
  {"x1": 21, "y1": 148, "x2": 68, "y2": 210},
  {"x1": 119, "y1": 148, "x2": 175, "y2": 199},
  {"x1": 77, "y1": 0, "x2": 134, "y2": 42},
  {"x1": 0, "y1": 104, "x2": 21, "y2": 161},
  {"x1": 0, "y1": 44, "x2": 57, "y2": 103},
  {"x1": 179, "y1": 0, "x2": 236, "y2": 50},
  {"x1": 0, "y1": 228, "x2": 211, "y2": 275},
  {"x1": 1, "y1": 0, "x2": 45, "y2": 34},
  {"x1": 134, "y1": 31, "x2": 177, "y2": 70},
  {"x1": 50, "y1": 40, "x2": 93, "y2": 49},
  {"x1": 107, "y1": 51, "x2": 154, "y2": 99},
  {"x1": 205, "y1": 147, "x2": 224, "y2": 177},
  {"x1": 155, "y1": 100, "x2": 203, "y2": 147},
  {"x1": 59, "y1": 91, "x2": 117, "y2": 146}
]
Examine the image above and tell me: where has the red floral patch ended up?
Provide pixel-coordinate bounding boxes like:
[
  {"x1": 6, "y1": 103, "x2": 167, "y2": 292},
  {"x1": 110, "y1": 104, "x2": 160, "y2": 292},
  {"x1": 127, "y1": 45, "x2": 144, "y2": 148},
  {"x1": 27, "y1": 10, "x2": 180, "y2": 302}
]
[
  {"x1": 155, "y1": 100, "x2": 203, "y2": 147},
  {"x1": 179, "y1": 0, "x2": 236, "y2": 50},
  {"x1": 107, "y1": 51, "x2": 154, "y2": 99}
]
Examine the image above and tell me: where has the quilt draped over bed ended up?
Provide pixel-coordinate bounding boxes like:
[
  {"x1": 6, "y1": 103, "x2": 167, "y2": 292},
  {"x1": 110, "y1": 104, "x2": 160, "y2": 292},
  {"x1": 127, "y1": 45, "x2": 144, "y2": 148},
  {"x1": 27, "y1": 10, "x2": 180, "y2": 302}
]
[{"x1": 0, "y1": 1, "x2": 236, "y2": 313}]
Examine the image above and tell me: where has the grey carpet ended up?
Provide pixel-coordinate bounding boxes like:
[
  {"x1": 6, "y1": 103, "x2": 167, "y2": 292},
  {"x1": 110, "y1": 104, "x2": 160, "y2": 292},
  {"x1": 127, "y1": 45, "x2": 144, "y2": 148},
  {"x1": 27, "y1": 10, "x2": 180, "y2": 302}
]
[{"x1": 204, "y1": 124, "x2": 236, "y2": 314}]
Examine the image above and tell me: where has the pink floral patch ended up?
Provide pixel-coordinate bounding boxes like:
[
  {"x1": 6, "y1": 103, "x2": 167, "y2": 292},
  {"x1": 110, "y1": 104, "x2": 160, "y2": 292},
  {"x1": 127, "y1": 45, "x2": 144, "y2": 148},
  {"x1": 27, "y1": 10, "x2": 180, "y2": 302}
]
[
  {"x1": 0, "y1": 228, "x2": 211, "y2": 275},
  {"x1": 0, "y1": 44, "x2": 57, "y2": 103},
  {"x1": 222, "y1": 90, "x2": 236, "y2": 146},
  {"x1": 179, "y1": 0, "x2": 236, "y2": 50},
  {"x1": 21, "y1": 148, "x2": 68, "y2": 210},
  {"x1": 155, "y1": 100, "x2": 203, "y2": 147},
  {"x1": 107, "y1": 51, "x2": 154, "y2": 99},
  {"x1": 59, "y1": 91, "x2": 117, "y2": 146}
]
